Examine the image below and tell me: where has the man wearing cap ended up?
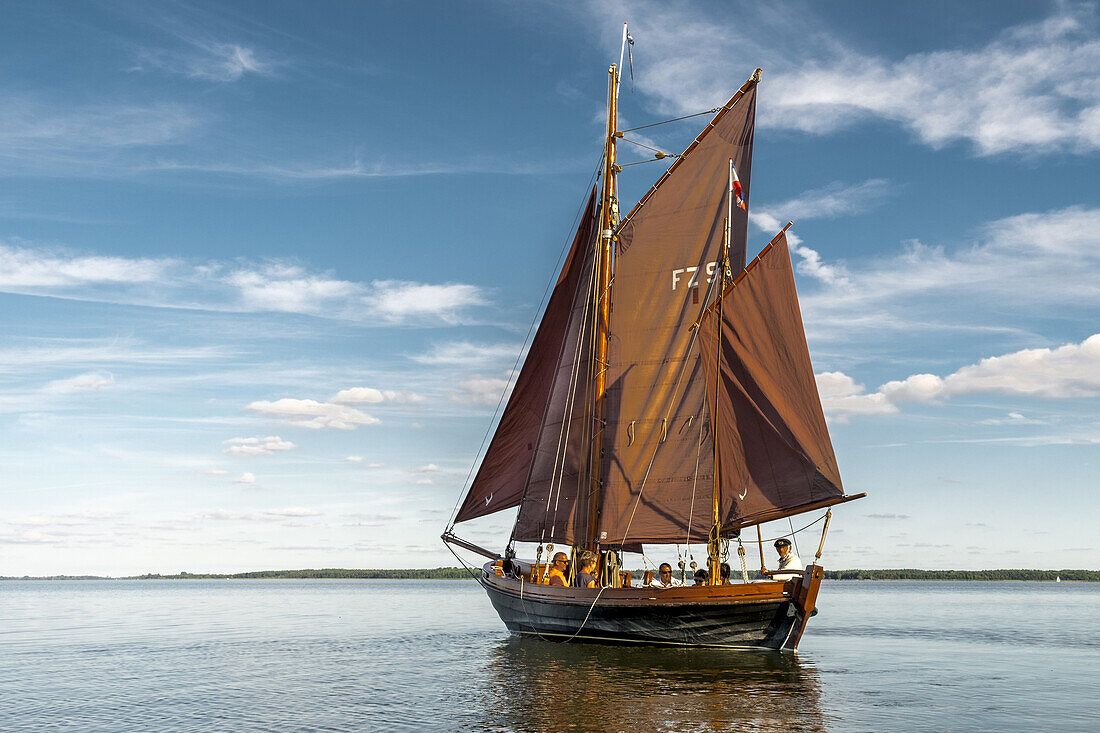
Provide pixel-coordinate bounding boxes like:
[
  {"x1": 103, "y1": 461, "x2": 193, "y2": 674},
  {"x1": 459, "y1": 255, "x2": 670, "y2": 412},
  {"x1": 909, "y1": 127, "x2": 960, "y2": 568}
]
[{"x1": 765, "y1": 538, "x2": 803, "y2": 580}]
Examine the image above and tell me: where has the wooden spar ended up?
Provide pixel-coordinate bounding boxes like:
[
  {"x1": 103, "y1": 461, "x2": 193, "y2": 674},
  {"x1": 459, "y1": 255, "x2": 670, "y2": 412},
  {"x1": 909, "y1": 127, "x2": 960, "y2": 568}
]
[
  {"x1": 815, "y1": 509, "x2": 833, "y2": 562},
  {"x1": 614, "y1": 69, "x2": 762, "y2": 238},
  {"x1": 707, "y1": 162, "x2": 734, "y2": 585},
  {"x1": 757, "y1": 524, "x2": 766, "y2": 573},
  {"x1": 586, "y1": 62, "x2": 619, "y2": 551},
  {"x1": 441, "y1": 531, "x2": 500, "y2": 561}
]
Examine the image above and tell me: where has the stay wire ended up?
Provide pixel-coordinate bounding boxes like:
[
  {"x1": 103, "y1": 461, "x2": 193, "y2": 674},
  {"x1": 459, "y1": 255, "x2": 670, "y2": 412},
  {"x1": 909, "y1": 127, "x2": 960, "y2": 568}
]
[{"x1": 620, "y1": 107, "x2": 722, "y2": 133}]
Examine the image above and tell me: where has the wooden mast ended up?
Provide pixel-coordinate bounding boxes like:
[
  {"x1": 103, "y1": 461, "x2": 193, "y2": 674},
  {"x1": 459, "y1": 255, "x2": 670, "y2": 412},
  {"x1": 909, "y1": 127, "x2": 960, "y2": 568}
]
[
  {"x1": 707, "y1": 161, "x2": 735, "y2": 584},
  {"x1": 586, "y1": 61, "x2": 619, "y2": 552}
]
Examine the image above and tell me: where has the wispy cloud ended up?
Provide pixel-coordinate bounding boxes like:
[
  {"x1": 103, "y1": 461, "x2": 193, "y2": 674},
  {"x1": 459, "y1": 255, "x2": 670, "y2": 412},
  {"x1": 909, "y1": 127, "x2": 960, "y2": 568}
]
[
  {"x1": 409, "y1": 341, "x2": 522, "y2": 367},
  {"x1": 0, "y1": 241, "x2": 488, "y2": 325},
  {"x1": 599, "y1": 1, "x2": 1100, "y2": 156},
  {"x1": 795, "y1": 206, "x2": 1100, "y2": 339},
  {"x1": 222, "y1": 435, "x2": 296, "y2": 456},
  {"x1": 232, "y1": 472, "x2": 255, "y2": 484},
  {"x1": 752, "y1": 179, "x2": 893, "y2": 232},
  {"x1": 42, "y1": 372, "x2": 115, "y2": 394},
  {"x1": 133, "y1": 43, "x2": 274, "y2": 82},
  {"x1": 451, "y1": 375, "x2": 510, "y2": 405}
]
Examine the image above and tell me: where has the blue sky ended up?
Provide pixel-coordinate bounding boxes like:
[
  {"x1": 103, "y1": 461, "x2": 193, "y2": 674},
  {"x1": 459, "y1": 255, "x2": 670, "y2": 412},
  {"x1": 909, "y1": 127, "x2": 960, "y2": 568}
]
[{"x1": 2, "y1": 0, "x2": 1097, "y2": 575}]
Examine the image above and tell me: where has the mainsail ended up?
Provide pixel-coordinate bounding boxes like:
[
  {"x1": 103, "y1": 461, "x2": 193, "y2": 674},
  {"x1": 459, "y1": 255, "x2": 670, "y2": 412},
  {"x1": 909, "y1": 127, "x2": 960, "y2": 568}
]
[
  {"x1": 597, "y1": 82, "x2": 757, "y2": 544},
  {"x1": 697, "y1": 233, "x2": 845, "y2": 530}
]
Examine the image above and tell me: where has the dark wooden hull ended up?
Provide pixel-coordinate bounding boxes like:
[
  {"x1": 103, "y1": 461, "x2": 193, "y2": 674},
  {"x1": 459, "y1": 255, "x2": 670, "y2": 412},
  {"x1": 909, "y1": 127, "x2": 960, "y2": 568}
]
[{"x1": 478, "y1": 563, "x2": 825, "y2": 651}]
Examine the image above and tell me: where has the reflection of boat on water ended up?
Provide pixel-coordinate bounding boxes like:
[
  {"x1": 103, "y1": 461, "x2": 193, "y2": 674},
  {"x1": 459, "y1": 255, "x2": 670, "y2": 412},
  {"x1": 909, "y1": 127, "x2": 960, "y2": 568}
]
[
  {"x1": 476, "y1": 637, "x2": 825, "y2": 731},
  {"x1": 443, "y1": 24, "x2": 864, "y2": 651}
]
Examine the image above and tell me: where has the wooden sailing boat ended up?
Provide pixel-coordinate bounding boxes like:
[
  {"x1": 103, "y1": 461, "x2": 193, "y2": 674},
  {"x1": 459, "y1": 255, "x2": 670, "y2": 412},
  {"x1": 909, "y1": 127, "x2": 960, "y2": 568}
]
[{"x1": 443, "y1": 35, "x2": 865, "y2": 651}]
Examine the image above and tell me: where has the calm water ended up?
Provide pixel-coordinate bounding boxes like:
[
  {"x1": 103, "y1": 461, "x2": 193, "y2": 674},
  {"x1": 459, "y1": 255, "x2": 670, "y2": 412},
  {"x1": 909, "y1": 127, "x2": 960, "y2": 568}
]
[{"x1": 1, "y1": 579, "x2": 1096, "y2": 732}]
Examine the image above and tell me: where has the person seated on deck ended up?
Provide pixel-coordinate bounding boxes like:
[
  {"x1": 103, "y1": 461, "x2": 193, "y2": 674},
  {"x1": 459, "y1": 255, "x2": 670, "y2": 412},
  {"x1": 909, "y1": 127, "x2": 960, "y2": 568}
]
[
  {"x1": 763, "y1": 538, "x2": 803, "y2": 580},
  {"x1": 720, "y1": 563, "x2": 732, "y2": 584},
  {"x1": 647, "y1": 563, "x2": 683, "y2": 588},
  {"x1": 547, "y1": 552, "x2": 569, "y2": 586},
  {"x1": 573, "y1": 551, "x2": 598, "y2": 589},
  {"x1": 692, "y1": 568, "x2": 709, "y2": 586}
]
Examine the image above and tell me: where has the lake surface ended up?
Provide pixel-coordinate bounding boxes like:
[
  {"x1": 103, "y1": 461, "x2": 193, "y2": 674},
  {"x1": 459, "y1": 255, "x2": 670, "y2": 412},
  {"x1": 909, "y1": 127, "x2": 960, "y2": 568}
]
[{"x1": 1, "y1": 579, "x2": 1096, "y2": 731}]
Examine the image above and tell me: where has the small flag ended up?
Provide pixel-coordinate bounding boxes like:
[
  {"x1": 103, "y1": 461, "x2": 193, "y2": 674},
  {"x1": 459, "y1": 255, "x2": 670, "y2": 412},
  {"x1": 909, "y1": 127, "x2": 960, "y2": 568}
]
[
  {"x1": 730, "y1": 160, "x2": 746, "y2": 210},
  {"x1": 626, "y1": 33, "x2": 635, "y2": 90}
]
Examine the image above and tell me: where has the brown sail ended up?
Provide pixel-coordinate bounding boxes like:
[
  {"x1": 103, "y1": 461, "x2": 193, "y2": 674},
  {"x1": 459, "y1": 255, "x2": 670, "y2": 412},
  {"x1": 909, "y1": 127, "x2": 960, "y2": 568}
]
[
  {"x1": 452, "y1": 189, "x2": 597, "y2": 526},
  {"x1": 597, "y1": 82, "x2": 757, "y2": 545},
  {"x1": 696, "y1": 233, "x2": 844, "y2": 530}
]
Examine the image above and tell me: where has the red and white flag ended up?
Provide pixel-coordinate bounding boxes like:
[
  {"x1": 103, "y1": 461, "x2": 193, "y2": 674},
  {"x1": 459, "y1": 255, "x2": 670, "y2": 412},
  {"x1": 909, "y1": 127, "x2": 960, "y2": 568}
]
[{"x1": 730, "y1": 160, "x2": 746, "y2": 211}]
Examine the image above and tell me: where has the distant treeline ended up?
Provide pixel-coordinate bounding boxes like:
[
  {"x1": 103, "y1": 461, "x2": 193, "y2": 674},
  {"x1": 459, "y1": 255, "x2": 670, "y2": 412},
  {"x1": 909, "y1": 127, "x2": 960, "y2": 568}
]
[
  {"x1": 822, "y1": 569, "x2": 1099, "y2": 582},
  {"x1": 128, "y1": 568, "x2": 475, "y2": 580},
  {"x1": 3, "y1": 567, "x2": 1097, "y2": 581}
]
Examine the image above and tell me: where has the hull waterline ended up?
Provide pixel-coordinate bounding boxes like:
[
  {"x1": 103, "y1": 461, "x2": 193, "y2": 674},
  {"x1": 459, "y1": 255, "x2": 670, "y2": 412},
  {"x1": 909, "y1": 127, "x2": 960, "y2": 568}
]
[{"x1": 478, "y1": 562, "x2": 825, "y2": 651}]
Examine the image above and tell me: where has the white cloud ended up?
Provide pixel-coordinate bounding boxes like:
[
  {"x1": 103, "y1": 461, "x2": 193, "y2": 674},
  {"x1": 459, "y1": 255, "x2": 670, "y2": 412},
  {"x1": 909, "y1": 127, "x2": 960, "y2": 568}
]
[
  {"x1": 222, "y1": 435, "x2": 296, "y2": 456},
  {"x1": 246, "y1": 398, "x2": 380, "y2": 430},
  {"x1": 344, "y1": 455, "x2": 364, "y2": 463},
  {"x1": 366, "y1": 462, "x2": 384, "y2": 469},
  {"x1": 452, "y1": 375, "x2": 510, "y2": 405},
  {"x1": 233, "y1": 472, "x2": 256, "y2": 484},
  {"x1": 413, "y1": 463, "x2": 440, "y2": 473},
  {"x1": 815, "y1": 371, "x2": 897, "y2": 422},
  {"x1": 409, "y1": 341, "x2": 523, "y2": 366},
  {"x1": 204, "y1": 468, "x2": 229, "y2": 475},
  {"x1": 330, "y1": 387, "x2": 424, "y2": 404},
  {"x1": 0, "y1": 243, "x2": 168, "y2": 288},
  {"x1": 366, "y1": 280, "x2": 485, "y2": 324},
  {"x1": 818, "y1": 334, "x2": 1100, "y2": 421},
  {"x1": 940, "y1": 334, "x2": 1100, "y2": 399},
  {"x1": 226, "y1": 266, "x2": 359, "y2": 315}
]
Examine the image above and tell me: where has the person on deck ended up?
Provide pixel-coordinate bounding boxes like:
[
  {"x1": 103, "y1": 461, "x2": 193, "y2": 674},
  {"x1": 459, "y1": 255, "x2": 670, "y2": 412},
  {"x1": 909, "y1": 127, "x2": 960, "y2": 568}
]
[
  {"x1": 692, "y1": 568, "x2": 709, "y2": 586},
  {"x1": 720, "y1": 563, "x2": 732, "y2": 584},
  {"x1": 547, "y1": 552, "x2": 569, "y2": 586},
  {"x1": 764, "y1": 538, "x2": 803, "y2": 580},
  {"x1": 648, "y1": 563, "x2": 683, "y2": 588},
  {"x1": 573, "y1": 551, "x2": 598, "y2": 589}
]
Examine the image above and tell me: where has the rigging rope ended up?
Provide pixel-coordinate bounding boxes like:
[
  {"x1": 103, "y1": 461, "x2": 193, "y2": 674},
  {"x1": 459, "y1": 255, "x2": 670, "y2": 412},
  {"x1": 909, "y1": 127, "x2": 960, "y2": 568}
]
[{"x1": 620, "y1": 107, "x2": 722, "y2": 133}]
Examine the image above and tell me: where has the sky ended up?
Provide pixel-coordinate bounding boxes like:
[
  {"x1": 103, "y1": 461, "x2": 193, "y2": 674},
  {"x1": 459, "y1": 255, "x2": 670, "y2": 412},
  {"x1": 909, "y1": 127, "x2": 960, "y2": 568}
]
[{"x1": 1, "y1": 0, "x2": 1098, "y2": 576}]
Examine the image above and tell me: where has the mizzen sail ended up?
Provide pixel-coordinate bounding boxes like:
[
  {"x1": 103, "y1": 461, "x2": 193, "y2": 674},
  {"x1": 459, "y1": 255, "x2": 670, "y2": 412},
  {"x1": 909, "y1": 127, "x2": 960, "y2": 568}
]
[{"x1": 696, "y1": 233, "x2": 844, "y2": 530}]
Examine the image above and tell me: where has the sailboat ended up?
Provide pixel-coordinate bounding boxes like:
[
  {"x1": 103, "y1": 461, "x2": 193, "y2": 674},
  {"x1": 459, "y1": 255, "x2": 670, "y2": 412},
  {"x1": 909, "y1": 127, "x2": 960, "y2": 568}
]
[{"x1": 443, "y1": 32, "x2": 865, "y2": 651}]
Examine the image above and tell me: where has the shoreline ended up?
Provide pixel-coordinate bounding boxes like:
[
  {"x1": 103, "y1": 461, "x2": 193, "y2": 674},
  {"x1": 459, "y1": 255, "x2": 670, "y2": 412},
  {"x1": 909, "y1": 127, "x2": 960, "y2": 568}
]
[{"x1": 2, "y1": 568, "x2": 1097, "y2": 582}]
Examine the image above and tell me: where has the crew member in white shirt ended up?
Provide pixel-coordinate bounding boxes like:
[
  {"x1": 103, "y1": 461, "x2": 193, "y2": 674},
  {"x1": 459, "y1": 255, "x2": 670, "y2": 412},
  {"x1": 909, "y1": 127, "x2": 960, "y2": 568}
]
[
  {"x1": 765, "y1": 538, "x2": 803, "y2": 580},
  {"x1": 648, "y1": 562, "x2": 683, "y2": 588}
]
